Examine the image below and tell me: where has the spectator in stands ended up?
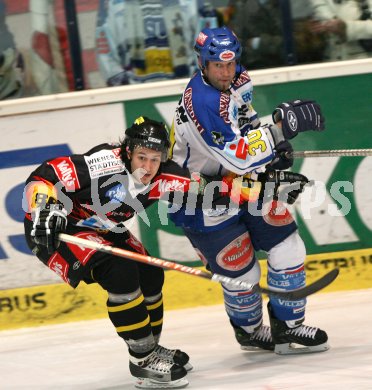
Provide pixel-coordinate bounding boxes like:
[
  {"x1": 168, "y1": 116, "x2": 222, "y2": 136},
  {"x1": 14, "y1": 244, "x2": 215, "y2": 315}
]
[
  {"x1": 227, "y1": 0, "x2": 286, "y2": 69},
  {"x1": 227, "y1": 0, "x2": 327, "y2": 69},
  {"x1": 95, "y1": 0, "x2": 191, "y2": 85},
  {"x1": 309, "y1": 0, "x2": 372, "y2": 60},
  {"x1": 29, "y1": 0, "x2": 70, "y2": 95},
  {"x1": 0, "y1": 0, "x2": 24, "y2": 100}
]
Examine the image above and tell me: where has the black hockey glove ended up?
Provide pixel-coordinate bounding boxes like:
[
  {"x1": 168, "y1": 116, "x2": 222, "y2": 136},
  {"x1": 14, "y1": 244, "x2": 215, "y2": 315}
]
[
  {"x1": 267, "y1": 140, "x2": 294, "y2": 170},
  {"x1": 31, "y1": 203, "x2": 67, "y2": 254},
  {"x1": 258, "y1": 170, "x2": 309, "y2": 204},
  {"x1": 272, "y1": 99, "x2": 325, "y2": 139}
]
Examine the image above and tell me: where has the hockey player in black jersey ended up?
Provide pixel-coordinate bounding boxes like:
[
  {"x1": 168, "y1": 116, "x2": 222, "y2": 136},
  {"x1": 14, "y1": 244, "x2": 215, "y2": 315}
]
[{"x1": 23, "y1": 116, "x2": 197, "y2": 389}]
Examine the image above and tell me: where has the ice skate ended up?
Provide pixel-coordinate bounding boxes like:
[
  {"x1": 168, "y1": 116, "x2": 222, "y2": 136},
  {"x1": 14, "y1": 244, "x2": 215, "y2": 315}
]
[
  {"x1": 134, "y1": 377, "x2": 189, "y2": 389},
  {"x1": 129, "y1": 351, "x2": 188, "y2": 389},
  {"x1": 268, "y1": 303, "x2": 329, "y2": 355},
  {"x1": 230, "y1": 320, "x2": 275, "y2": 351},
  {"x1": 154, "y1": 344, "x2": 193, "y2": 371}
]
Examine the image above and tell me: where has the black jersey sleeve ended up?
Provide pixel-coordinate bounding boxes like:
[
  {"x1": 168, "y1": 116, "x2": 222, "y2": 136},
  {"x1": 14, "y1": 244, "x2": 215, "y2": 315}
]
[{"x1": 149, "y1": 160, "x2": 234, "y2": 209}]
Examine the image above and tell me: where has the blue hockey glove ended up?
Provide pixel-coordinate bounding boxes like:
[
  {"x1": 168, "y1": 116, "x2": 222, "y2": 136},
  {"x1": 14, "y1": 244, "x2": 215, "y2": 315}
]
[
  {"x1": 273, "y1": 99, "x2": 325, "y2": 139},
  {"x1": 31, "y1": 203, "x2": 67, "y2": 254}
]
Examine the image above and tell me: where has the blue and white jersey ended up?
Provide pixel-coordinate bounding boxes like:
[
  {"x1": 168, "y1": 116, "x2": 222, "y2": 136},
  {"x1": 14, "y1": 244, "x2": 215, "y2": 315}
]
[
  {"x1": 170, "y1": 67, "x2": 276, "y2": 231},
  {"x1": 171, "y1": 68, "x2": 275, "y2": 177}
]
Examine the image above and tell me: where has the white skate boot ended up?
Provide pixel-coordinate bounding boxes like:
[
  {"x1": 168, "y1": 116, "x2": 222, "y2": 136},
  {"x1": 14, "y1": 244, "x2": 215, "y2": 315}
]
[{"x1": 154, "y1": 344, "x2": 193, "y2": 371}]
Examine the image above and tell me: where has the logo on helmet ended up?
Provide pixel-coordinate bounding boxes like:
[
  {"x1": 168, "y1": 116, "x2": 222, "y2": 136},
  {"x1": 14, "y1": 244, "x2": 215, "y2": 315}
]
[
  {"x1": 196, "y1": 32, "x2": 208, "y2": 46},
  {"x1": 148, "y1": 136, "x2": 161, "y2": 144},
  {"x1": 134, "y1": 116, "x2": 145, "y2": 125},
  {"x1": 219, "y1": 50, "x2": 235, "y2": 61}
]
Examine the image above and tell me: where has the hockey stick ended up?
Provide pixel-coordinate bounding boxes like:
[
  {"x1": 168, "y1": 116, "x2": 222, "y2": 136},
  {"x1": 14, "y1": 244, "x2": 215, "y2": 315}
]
[
  {"x1": 59, "y1": 233, "x2": 339, "y2": 300},
  {"x1": 287, "y1": 149, "x2": 372, "y2": 158}
]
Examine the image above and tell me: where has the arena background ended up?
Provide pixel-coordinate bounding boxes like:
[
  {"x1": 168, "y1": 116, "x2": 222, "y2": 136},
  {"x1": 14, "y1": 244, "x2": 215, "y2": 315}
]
[{"x1": 0, "y1": 60, "x2": 372, "y2": 331}]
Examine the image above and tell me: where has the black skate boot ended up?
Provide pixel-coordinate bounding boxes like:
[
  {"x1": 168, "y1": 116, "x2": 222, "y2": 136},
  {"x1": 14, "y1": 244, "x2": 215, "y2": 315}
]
[
  {"x1": 154, "y1": 344, "x2": 193, "y2": 371},
  {"x1": 129, "y1": 350, "x2": 188, "y2": 389},
  {"x1": 268, "y1": 303, "x2": 329, "y2": 355},
  {"x1": 230, "y1": 320, "x2": 275, "y2": 351}
]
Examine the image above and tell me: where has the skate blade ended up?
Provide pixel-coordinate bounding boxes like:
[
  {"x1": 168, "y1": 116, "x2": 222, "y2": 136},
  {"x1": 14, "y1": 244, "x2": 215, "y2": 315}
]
[
  {"x1": 274, "y1": 342, "x2": 330, "y2": 355},
  {"x1": 134, "y1": 377, "x2": 189, "y2": 389},
  {"x1": 184, "y1": 362, "x2": 193, "y2": 371},
  {"x1": 240, "y1": 345, "x2": 273, "y2": 352}
]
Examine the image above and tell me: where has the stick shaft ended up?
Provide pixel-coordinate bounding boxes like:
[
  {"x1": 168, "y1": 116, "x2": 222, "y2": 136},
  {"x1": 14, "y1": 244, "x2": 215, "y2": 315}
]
[
  {"x1": 290, "y1": 149, "x2": 372, "y2": 158},
  {"x1": 58, "y1": 233, "x2": 339, "y2": 298},
  {"x1": 59, "y1": 233, "x2": 210, "y2": 277},
  {"x1": 58, "y1": 233, "x2": 254, "y2": 289}
]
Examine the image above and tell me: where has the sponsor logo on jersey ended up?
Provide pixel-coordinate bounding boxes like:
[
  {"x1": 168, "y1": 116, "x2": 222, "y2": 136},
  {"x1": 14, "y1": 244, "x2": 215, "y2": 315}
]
[
  {"x1": 107, "y1": 210, "x2": 133, "y2": 218},
  {"x1": 149, "y1": 173, "x2": 190, "y2": 199},
  {"x1": 184, "y1": 87, "x2": 204, "y2": 134},
  {"x1": 126, "y1": 234, "x2": 147, "y2": 255},
  {"x1": 216, "y1": 232, "x2": 254, "y2": 271},
  {"x1": 219, "y1": 92, "x2": 231, "y2": 124},
  {"x1": 48, "y1": 157, "x2": 80, "y2": 191},
  {"x1": 66, "y1": 232, "x2": 111, "y2": 266},
  {"x1": 219, "y1": 50, "x2": 235, "y2": 61},
  {"x1": 112, "y1": 147, "x2": 121, "y2": 157},
  {"x1": 241, "y1": 90, "x2": 252, "y2": 103},
  {"x1": 234, "y1": 70, "x2": 251, "y2": 87},
  {"x1": 226, "y1": 138, "x2": 250, "y2": 160},
  {"x1": 196, "y1": 31, "x2": 208, "y2": 46},
  {"x1": 211, "y1": 131, "x2": 225, "y2": 145},
  {"x1": 106, "y1": 184, "x2": 126, "y2": 203},
  {"x1": 84, "y1": 149, "x2": 125, "y2": 179},
  {"x1": 47, "y1": 253, "x2": 70, "y2": 284}
]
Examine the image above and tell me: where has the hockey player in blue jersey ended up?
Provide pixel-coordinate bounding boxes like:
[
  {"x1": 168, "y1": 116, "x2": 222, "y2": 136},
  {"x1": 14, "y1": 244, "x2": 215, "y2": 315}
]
[{"x1": 170, "y1": 26, "x2": 329, "y2": 354}]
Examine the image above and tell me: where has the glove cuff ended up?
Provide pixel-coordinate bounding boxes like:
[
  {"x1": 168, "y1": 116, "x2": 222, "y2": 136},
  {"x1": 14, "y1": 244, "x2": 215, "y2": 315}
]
[
  {"x1": 272, "y1": 108, "x2": 284, "y2": 124},
  {"x1": 266, "y1": 124, "x2": 285, "y2": 145}
]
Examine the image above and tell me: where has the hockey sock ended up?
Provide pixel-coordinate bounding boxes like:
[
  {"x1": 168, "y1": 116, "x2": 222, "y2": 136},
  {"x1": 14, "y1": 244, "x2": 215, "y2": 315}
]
[
  {"x1": 144, "y1": 292, "x2": 163, "y2": 339},
  {"x1": 268, "y1": 263, "x2": 306, "y2": 323}
]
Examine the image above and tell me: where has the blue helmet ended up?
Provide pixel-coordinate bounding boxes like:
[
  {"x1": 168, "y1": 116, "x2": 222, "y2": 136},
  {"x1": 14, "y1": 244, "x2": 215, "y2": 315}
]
[{"x1": 194, "y1": 26, "x2": 242, "y2": 68}]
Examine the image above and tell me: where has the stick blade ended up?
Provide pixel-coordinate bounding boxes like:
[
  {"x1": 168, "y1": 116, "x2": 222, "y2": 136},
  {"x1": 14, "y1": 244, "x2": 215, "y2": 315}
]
[{"x1": 258, "y1": 268, "x2": 340, "y2": 300}]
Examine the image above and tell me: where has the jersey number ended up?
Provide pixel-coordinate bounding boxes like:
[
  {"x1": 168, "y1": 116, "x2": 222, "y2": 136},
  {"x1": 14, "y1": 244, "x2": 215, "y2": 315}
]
[{"x1": 247, "y1": 130, "x2": 267, "y2": 155}]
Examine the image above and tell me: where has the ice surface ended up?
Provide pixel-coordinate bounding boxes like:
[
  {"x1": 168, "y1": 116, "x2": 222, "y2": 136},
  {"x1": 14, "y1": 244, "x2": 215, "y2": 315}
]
[{"x1": 1, "y1": 289, "x2": 372, "y2": 389}]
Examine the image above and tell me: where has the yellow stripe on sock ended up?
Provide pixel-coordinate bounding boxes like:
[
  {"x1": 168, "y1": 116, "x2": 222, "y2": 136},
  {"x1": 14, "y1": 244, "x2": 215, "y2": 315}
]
[
  {"x1": 146, "y1": 297, "x2": 163, "y2": 311},
  {"x1": 115, "y1": 315, "x2": 150, "y2": 332},
  {"x1": 108, "y1": 295, "x2": 144, "y2": 312},
  {"x1": 151, "y1": 318, "x2": 163, "y2": 327}
]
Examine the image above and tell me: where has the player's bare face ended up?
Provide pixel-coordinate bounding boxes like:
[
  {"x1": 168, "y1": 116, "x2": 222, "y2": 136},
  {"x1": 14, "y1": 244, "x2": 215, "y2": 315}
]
[
  {"x1": 128, "y1": 147, "x2": 162, "y2": 185},
  {"x1": 204, "y1": 60, "x2": 236, "y2": 91}
]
